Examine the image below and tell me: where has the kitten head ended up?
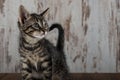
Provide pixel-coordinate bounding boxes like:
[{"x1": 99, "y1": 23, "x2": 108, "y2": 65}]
[{"x1": 18, "y1": 5, "x2": 49, "y2": 39}]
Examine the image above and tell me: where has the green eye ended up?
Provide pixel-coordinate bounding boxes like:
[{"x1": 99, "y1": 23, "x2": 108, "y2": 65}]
[
  {"x1": 33, "y1": 23, "x2": 40, "y2": 29},
  {"x1": 45, "y1": 23, "x2": 48, "y2": 26},
  {"x1": 35, "y1": 23, "x2": 39, "y2": 26}
]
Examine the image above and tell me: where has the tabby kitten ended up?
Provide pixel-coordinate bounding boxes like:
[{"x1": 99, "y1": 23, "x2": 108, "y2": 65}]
[{"x1": 18, "y1": 5, "x2": 70, "y2": 80}]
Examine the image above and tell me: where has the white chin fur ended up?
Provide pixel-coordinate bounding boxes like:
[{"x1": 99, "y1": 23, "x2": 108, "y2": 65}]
[
  {"x1": 34, "y1": 35, "x2": 45, "y2": 39},
  {"x1": 45, "y1": 32, "x2": 47, "y2": 35},
  {"x1": 33, "y1": 32, "x2": 47, "y2": 39}
]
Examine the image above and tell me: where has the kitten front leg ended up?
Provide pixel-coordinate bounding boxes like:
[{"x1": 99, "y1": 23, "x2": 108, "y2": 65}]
[
  {"x1": 20, "y1": 58, "x2": 32, "y2": 80},
  {"x1": 21, "y1": 65, "x2": 32, "y2": 80},
  {"x1": 21, "y1": 70, "x2": 32, "y2": 80}
]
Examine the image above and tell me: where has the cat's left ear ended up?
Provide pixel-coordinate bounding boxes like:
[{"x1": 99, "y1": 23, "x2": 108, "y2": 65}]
[
  {"x1": 40, "y1": 8, "x2": 49, "y2": 17},
  {"x1": 18, "y1": 5, "x2": 30, "y2": 26}
]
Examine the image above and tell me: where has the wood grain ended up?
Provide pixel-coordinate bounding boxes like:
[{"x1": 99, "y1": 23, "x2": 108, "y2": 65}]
[
  {"x1": 0, "y1": 73, "x2": 120, "y2": 80},
  {"x1": 0, "y1": 0, "x2": 120, "y2": 73}
]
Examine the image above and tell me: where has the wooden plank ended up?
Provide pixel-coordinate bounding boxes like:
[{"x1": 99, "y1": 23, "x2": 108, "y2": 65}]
[
  {"x1": 0, "y1": 73, "x2": 120, "y2": 80},
  {"x1": 116, "y1": 0, "x2": 120, "y2": 72},
  {"x1": 0, "y1": 73, "x2": 21, "y2": 80},
  {"x1": 0, "y1": 28, "x2": 5, "y2": 72},
  {"x1": 0, "y1": 0, "x2": 119, "y2": 73},
  {"x1": 84, "y1": 0, "x2": 117, "y2": 72}
]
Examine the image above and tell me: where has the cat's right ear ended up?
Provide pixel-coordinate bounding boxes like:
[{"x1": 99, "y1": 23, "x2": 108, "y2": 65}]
[{"x1": 18, "y1": 5, "x2": 30, "y2": 26}]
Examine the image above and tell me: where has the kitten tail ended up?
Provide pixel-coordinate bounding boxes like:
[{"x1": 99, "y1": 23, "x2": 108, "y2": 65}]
[{"x1": 49, "y1": 23, "x2": 64, "y2": 52}]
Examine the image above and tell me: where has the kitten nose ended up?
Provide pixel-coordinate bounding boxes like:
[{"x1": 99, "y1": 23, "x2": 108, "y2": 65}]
[
  {"x1": 42, "y1": 30, "x2": 45, "y2": 34},
  {"x1": 44, "y1": 28, "x2": 49, "y2": 32}
]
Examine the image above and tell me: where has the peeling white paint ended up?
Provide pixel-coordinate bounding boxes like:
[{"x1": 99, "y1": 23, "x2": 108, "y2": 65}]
[{"x1": 0, "y1": 0, "x2": 119, "y2": 73}]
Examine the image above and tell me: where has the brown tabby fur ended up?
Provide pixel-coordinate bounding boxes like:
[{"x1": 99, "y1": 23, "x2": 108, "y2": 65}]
[{"x1": 18, "y1": 5, "x2": 70, "y2": 80}]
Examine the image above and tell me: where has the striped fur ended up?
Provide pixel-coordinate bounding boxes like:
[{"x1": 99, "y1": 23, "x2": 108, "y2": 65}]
[
  {"x1": 19, "y1": 39, "x2": 52, "y2": 80},
  {"x1": 18, "y1": 5, "x2": 70, "y2": 80}
]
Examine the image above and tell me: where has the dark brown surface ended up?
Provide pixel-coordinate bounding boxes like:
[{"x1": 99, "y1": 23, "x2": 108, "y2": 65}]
[{"x1": 0, "y1": 73, "x2": 120, "y2": 80}]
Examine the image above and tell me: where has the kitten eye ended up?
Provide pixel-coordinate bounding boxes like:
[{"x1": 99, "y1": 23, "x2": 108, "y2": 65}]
[
  {"x1": 45, "y1": 23, "x2": 48, "y2": 26},
  {"x1": 33, "y1": 23, "x2": 40, "y2": 29},
  {"x1": 35, "y1": 23, "x2": 39, "y2": 27}
]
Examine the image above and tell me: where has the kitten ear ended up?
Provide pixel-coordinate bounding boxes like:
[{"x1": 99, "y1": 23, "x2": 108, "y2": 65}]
[
  {"x1": 40, "y1": 8, "x2": 49, "y2": 17},
  {"x1": 18, "y1": 5, "x2": 30, "y2": 25}
]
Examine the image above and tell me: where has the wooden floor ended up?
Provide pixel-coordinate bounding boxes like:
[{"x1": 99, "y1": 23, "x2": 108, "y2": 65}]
[{"x1": 0, "y1": 73, "x2": 120, "y2": 80}]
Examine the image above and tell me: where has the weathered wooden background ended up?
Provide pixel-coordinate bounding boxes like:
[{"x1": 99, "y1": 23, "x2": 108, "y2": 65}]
[{"x1": 0, "y1": 0, "x2": 120, "y2": 73}]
